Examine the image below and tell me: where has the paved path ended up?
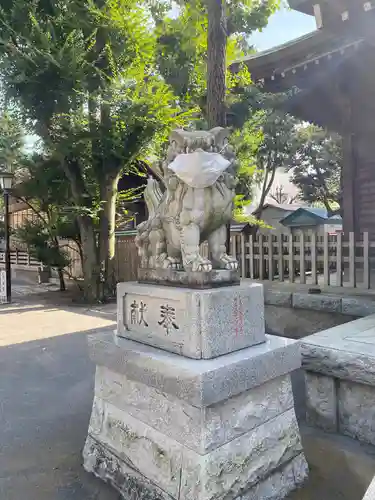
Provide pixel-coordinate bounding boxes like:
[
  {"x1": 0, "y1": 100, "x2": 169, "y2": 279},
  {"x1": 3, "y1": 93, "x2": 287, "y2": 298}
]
[
  {"x1": 0, "y1": 273, "x2": 120, "y2": 499},
  {"x1": 0, "y1": 273, "x2": 373, "y2": 499}
]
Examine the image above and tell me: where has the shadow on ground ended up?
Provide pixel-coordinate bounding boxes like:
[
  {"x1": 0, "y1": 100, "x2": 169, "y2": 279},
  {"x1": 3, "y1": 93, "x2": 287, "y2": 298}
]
[{"x1": 0, "y1": 325, "x2": 120, "y2": 500}]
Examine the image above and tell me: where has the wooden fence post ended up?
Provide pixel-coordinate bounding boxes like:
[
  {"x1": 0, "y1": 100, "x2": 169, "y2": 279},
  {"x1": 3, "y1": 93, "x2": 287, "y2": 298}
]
[
  {"x1": 288, "y1": 233, "x2": 294, "y2": 283},
  {"x1": 299, "y1": 230, "x2": 306, "y2": 284},
  {"x1": 349, "y1": 232, "x2": 356, "y2": 288},
  {"x1": 259, "y1": 234, "x2": 264, "y2": 280},
  {"x1": 323, "y1": 231, "x2": 330, "y2": 286},
  {"x1": 336, "y1": 232, "x2": 343, "y2": 287},
  {"x1": 240, "y1": 234, "x2": 246, "y2": 279},
  {"x1": 311, "y1": 230, "x2": 317, "y2": 285},
  {"x1": 278, "y1": 233, "x2": 284, "y2": 282},
  {"x1": 249, "y1": 235, "x2": 254, "y2": 279},
  {"x1": 268, "y1": 234, "x2": 274, "y2": 281},
  {"x1": 231, "y1": 234, "x2": 236, "y2": 262},
  {"x1": 364, "y1": 232, "x2": 370, "y2": 289}
]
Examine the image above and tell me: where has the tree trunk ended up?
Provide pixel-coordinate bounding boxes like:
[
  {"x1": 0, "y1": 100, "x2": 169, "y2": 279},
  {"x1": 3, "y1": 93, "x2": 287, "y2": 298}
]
[
  {"x1": 207, "y1": 0, "x2": 227, "y2": 129},
  {"x1": 63, "y1": 157, "x2": 101, "y2": 302},
  {"x1": 207, "y1": 0, "x2": 229, "y2": 250},
  {"x1": 57, "y1": 268, "x2": 66, "y2": 292},
  {"x1": 98, "y1": 174, "x2": 120, "y2": 300},
  {"x1": 254, "y1": 165, "x2": 277, "y2": 219},
  {"x1": 78, "y1": 215, "x2": 100, "y2": 302}
]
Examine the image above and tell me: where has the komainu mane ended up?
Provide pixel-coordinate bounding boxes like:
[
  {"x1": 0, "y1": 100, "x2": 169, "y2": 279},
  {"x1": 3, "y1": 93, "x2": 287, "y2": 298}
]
[{"x1": 135, "y1": 128, "x2": 239, "y2": 273}]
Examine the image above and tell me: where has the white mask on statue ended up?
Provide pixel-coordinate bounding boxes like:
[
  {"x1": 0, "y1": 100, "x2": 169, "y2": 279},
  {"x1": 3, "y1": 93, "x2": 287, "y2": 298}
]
[{"x1": 168, "y1": 151, "x2": 231, "y2": 189}]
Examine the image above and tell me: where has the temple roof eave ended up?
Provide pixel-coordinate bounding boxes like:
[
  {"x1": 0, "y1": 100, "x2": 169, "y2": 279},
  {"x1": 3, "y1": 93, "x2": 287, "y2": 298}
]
[
  {"x1": 288, "y1": 0, "x2": 314, "y2": 15},
  {"x1": 233, "y1": 29, "x2": 363, "y2": 84}
]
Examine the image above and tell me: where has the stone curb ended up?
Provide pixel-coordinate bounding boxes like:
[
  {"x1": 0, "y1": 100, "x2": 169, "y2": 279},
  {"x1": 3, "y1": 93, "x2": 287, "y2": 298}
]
[{"x1": 264, "y1": 289, "x2": 375, "y2": 318}]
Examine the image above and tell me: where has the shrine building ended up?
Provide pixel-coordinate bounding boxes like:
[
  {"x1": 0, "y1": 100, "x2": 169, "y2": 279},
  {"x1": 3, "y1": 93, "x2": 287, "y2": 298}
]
[{"x1": 233, "y1": 0, "x2": 375, "y2": 237}]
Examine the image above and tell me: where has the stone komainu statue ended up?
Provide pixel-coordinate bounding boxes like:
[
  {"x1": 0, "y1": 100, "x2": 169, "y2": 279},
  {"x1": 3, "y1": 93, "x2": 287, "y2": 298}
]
[{"x1": 135, "y1": 128, "x2": 239, "y2": 273}]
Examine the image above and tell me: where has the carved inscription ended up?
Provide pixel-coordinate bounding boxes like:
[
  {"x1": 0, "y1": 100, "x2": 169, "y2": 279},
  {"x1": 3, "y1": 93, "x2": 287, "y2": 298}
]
[
  {"x1": 129, "y1": 300, "x2": 149, "y2": 327},
  {"x1": 158, "y1": 305, "x2": 179, "y2": 335},
  {"x1": 125, "y1": 295, "x2": 181, "y2": 335}
]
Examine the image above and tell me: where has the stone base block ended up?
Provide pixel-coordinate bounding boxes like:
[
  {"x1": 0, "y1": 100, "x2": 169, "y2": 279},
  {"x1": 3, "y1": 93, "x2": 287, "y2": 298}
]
[
  {"x1": 117, "y1": 281, "x2": 265, "y2": 359},
  {"x1": 88, "y1": 332, "x2": 301, "y2": 407},
  {"x1": 83, "y1": 405, "x2": 307, "y2": 500},
  {"x1": 84, "y1": 332, "x2": 307, "y2": 499},
  {"x1": 302, "y1": 314, "x2": 375, "y2": 446},
  {"x1": 138, "y1": 268, "x2": 240, "y2": 289},
  {"x1": 94, "y1": 366, "x2": 295, "y2": 454},
  {"x1": 84, "y1": 436, "x2": 307, "y2": 500}
]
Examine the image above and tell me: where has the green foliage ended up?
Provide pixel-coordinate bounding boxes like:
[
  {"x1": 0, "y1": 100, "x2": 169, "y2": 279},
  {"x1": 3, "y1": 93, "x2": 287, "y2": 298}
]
[
  {"x1": 232, "y1": 89, "x2": 342, "y2": 215},
  {"x1": 288, "y1": 125, "x2": 342, "y2": 213},
  {"x1": 0, "y1": 112, "x2": 24, "y2": 172},
  {"x1": 13, "y1": 152, "x2": 81, "y2": 244},
  {"x1": 155, "y1": 0, "x2": 278, "y2": 120},
  {"x1": 0, "y1": 0, "x2": 280, "y2": 299},
  {"x1": 16, "y1": 219, "x2": 70, "y2": 270},
  {"x1": 231, "y1": 87, "x2": 298, "y2": 214},
  {"x1": 0, "y1": 0, "x2": 197, "y2": 300},
  {"x1": 12, "y1": 152, "x2": 82, "y2": 289},
  {"x1": 15, "y1": 154, "x2": 72, "y2": 210},
  {"x1": 155, "y1": 3, "x2": 208, "y2": 109},
  {"x1": 232, "y1": 194, "x2": 270, "y2": 228},
  {"x1": 231, "y1": 112, "x2": 262, "y2": 200},
  {"x1": 225, "y1": 0, "x2": 280, "y2": 37}
]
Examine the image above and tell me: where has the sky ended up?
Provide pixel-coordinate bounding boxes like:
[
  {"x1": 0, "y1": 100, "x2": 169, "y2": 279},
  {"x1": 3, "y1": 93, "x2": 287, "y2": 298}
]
[
  {"x1": 250, "y1": 6, "x2": 316, "y2": 51},
  {"x1": 244, "y1": 6, "x2": 316, "y2": 210}
]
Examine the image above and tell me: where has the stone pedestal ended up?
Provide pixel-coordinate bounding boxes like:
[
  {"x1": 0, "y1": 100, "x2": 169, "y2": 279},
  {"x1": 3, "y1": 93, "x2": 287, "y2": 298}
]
[
  {"x1": 116, "y1": 282, "x2": 266, "y2": 359},
  {"x1": 83, "y1": 282, "x2": 308, "y2": 499}
]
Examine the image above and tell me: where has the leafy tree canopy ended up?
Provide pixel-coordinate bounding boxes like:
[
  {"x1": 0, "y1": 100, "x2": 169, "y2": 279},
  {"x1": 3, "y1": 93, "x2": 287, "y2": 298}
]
[
  {"x1": 287, "y1": 125, "x2": 342, "y2": 214},
  {"x1": 0, "y1": 112, "x2": 24, "y2": 173},
  {"x1": 0, "y1": 0, "x2": 281, "y2": 300},
  {"x1": 231, "y1": 87, "x2": 299, "y2": 214},
  {"x1": 0, "y1": 0, "x2": 195, "y2": 300},
  {"x1": 154, "y1": 0, "x2": 279, "y2": 118}
]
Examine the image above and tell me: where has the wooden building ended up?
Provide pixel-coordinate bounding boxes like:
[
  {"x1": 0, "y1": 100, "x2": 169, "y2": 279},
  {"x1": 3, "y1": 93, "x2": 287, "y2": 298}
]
[
  {"x1": 280, "y1": 207, "x2": 342, "y2": 233},
  {"x1": 233, "y1": 0, "x2": 375, "y2": 237},
  {"x1": 257, "y1": 203, "x2": 302, "y2": 235}
]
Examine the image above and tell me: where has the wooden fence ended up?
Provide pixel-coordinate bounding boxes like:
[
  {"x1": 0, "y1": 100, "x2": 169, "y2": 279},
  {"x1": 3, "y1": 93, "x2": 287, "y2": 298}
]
[
  {"x1": 115, "y1": 235, "x2": 140, "y2": 282},
  {"x1": 115, "y1": 230, "x2": 375, "y2": 289},
  {"x1": 5, "y1": 230, "x2": 375, "y2": 290},
  {"x1": 231, "y1": 230, "x2": 374, "y2": 289},
  {"x1": 0, "y1": 249, "x2": 40, "y2": 268}
]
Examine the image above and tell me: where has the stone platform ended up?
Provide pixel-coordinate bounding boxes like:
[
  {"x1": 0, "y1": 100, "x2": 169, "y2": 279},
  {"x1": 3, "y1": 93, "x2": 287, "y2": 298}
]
[
  {"x1": 301, "y1": 314, "x2": 375, "y2": 444},
  {"x1": 84, "y1": 281, "x2": 307, "y2": 499},
  {"x1": 138, "y1": 268, "x2": 240, "y2": 289}
]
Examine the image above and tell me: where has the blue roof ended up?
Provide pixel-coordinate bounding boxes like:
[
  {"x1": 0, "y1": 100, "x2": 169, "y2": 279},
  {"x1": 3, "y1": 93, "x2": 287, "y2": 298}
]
[
  {"x1": 302, "y1": 207, "x2": 328, "y2": 218},
  {"x1": 280, "y1": 207, "x2": 342, "y2": 226}
]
